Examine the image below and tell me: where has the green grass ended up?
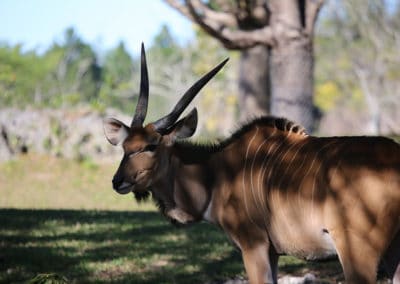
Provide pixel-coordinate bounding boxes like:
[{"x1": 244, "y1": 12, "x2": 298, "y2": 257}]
[
  {"x1": 1, "y1": 208, "x2": 351, "y2": 284},
  {"x1": 0, "y1": 155, "x2": 245, "y2": 283},
  {"x1": 0, "y1": 209, "x2": 244, "y2": 283},
  {"x1": 0, "y1": 154, "x2": 391, "y2": 283},
  {"x1": 0, "y1": 154, "x2": 154, "y2": 211}
]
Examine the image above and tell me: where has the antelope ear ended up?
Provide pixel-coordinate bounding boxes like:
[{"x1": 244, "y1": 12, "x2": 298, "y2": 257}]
[
  {"x1": 164, "y1": 108, "x2": 198, "y2": 146},
  {"x1": 103, "y1": 118, "x2": 130, "y2": 146}
]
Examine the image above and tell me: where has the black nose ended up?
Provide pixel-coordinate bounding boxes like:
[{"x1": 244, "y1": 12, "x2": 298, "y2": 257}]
[{"x1": 112, "y1": 176, "x2": 123, "y2": 190}]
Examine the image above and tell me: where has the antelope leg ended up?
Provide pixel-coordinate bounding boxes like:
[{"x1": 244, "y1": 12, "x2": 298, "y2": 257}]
[{"x1": 241, "y1": 242, "x2": 277, "y2": 284}]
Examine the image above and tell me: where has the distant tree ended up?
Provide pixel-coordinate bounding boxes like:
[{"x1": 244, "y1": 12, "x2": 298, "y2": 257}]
[
  {"x1": 98, "y1": 41, "x2": 134, "y2": 112},
  {"x1": 99, "y1": 26, "x2": 184, "y2": 116},
  {"x1": 0, "y1": 45, "x2": 46, "y2": 106},
  {"x1": 104, "y1": 41, "x2": 133, "y2": 87},
  {"x1": 165, "y1": 0, "x2": 324, "y2": 131},
  {"x1": 186, "y1": 29, "x2": 238, "y2": 136},
  {"x1": 146, "y1": 25, "x2": 199, "y2": 122},
  {"x1": 0, "y1": 24, "x2": 236, "y2": 138},
  {"x1": 48, "y1": 27, "x2": 101, "y2": 105},
  {"x1": 316, "y1": 0, "x2": 400, "y2": 135},
  {"x1": 152, "y1": 24, "x2": 180, "y2": 58}
]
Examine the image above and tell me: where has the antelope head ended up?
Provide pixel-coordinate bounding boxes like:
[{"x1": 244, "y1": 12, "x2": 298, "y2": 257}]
[{"x1": 103, "y1": 43, "x2": 228, "y2": 200}]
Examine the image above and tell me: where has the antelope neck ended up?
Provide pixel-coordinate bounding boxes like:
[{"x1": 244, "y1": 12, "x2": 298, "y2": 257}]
[{"x1": 166, "y1": 143, "x2": 219, "y2": 222}]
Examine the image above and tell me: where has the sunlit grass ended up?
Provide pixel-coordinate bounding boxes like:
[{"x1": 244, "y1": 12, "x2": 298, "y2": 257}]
[{"x1": 0, "y1": 154, "x2": 154, "y2": 211}]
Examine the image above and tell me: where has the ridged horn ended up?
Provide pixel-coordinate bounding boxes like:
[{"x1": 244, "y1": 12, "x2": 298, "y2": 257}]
[
  {"x1": 131, "y1": 43, "x2": 149, "y2": 127},
  {"x1": 153, "y1": 58, "x2": 229, "y2": 133}
]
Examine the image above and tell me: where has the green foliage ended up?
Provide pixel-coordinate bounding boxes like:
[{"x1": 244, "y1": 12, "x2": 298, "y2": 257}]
[
  {"x1": 315, "y1": 0, "x2": 400, "y2": 120},
  {"x1": 0, "y1": 27, "x2": 102, "y2": 108},
  {"x1": 314, "y1": 81, "x2": 341, "y2": 112},
  {"x1": 0, "y1": 45, "x2": 45, "y2": 106},
  {"x1": 0, "y1": 25, "x2": 229, "y2": 110},
  {"x1": 152, "y1": 24, "x2": 180, "y2": 58},
  {"x1": 28, "y1": 273, "x2": 68, "y2": 284},
  {"x1": 52, "y1": 28, "x2": 102, "y2": 105},
  {"x1": 0, "y1": 24, "x2": 237, "y2": 137},
  {"x1": 190, "y1": 28, "x2": 238, "y2": 137},
  {"x1": 103, "y1": 42, "x2": 133, "y2": 88}
]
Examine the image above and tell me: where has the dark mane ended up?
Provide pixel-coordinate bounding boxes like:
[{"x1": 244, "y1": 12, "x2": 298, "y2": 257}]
[
  {"x1": 223, "y1": 116, "x2": 307, "y2": 144},
  {"x1": 174, "y1": 116, "x2": 307, "y2": 162}
]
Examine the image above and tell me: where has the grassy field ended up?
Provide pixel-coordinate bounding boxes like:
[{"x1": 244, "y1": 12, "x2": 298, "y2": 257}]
[
  {"x1": 0, "y1": 154, "x2": 154, "y2": 211},
  {"x1": 1, "y1": 207, "x2": 348, "y2": 284},
  {"x1": 1, "y1": 209, "x2": 244, "y2": 283},
  {"x1": 0, "y1": 154, "x2": 391, "y2": 283}
]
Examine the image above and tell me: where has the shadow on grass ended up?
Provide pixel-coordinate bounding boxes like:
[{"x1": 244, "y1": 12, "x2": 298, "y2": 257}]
[
  {"x1": 0, "y1": 209, "x2": 244, "y2": 284},
  {"x1": 1, "y1": 209, "x2": 359, "y2": 283}
]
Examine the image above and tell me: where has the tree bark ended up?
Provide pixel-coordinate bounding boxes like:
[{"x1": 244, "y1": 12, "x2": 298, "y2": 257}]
[
  {"x1": 238, "y1": 45, "x2": 270, "y2": 121},
  {"x1": 270, "y1": 39, "x2": 315, "y2": 131}
]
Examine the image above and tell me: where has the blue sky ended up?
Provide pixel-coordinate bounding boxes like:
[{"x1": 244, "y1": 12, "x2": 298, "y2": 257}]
[{"x1": 0, "y1": 0, "x2": 194, "y2": 56}]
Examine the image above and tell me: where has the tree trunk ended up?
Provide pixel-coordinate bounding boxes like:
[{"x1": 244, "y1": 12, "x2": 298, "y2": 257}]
[
  {"x1": 165, "y1": 0, "x2": 324, "y2": 132},
  {"x1": 268, "y1": 0, "x2": 317, "y2": 132},
  {"x1": 238, "y1": 45, "x2": 270, "y2": 121},
  {"x1": 270, "y1": 40, "x2": 315, "y2": 132}
]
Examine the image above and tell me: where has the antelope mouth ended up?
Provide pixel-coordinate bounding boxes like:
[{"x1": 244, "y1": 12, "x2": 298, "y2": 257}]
[{"x1": 116, "y1": 182, "x2": 135, "y2": 195}]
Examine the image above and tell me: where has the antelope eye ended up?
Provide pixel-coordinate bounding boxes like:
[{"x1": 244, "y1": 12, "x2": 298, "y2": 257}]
[{"x1": 127, "y1": 144, "x2": 157, "y2": 157}]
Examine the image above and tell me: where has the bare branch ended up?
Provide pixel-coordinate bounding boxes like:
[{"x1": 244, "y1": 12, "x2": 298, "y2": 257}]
[
  {"x1": 164, "y1": 0, "x2": 193, "y2": 20},
  {"x1": 305, "y1": 0, "x2": 324, "y2": 36},
  {"x1": 165, "y1": 0, "x2": 276, "y2": 49},
  {"x1": 185, "y1": 0, "x2": 275, "y2": 49},
  {"x1": 189, "y1": 0, "x2": 237, "y2": 27},
  {"x1": 220, "y1": 27, "x2": 276, "y2": 49},
  {"x1": 164, "y1": 0, "x2": 236, "y2": 27}
]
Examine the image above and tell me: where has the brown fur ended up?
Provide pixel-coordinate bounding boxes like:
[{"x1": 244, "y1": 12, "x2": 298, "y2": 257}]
[{"x1": 105, "y1": 114, "x2": 400, "y2": 284}]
